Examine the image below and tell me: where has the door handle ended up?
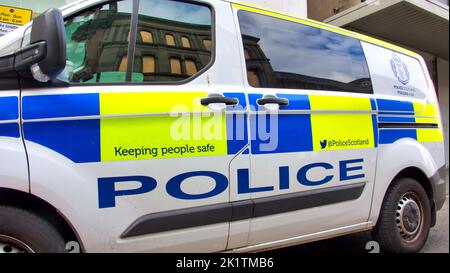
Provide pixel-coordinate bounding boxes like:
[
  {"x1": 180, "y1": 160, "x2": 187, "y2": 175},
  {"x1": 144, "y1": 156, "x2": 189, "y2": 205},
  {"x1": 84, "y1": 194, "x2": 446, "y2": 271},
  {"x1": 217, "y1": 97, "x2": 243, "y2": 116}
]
[
  {"x1": 200, "y1": 94, "x2": 239, "y2": 106},
  {"x1": 257, "y1": 95, "x2": 289, "y2": 106}
]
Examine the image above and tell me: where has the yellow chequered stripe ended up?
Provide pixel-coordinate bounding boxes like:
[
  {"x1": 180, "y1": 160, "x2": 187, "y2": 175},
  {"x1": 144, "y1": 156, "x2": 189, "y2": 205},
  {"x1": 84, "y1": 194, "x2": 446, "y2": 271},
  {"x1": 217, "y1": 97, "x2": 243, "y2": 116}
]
[
  {"x1": 309, "y1": 95, "x2": 375, "y2": 151},
  {"x1": 100, "y1": 115, "x2": 227, "y2": 161},
  {"x1": 412, "y1": 102, "x2": 443, "y2": 142},
  {"x1": 413, "y1": 102, "x2": 440, "y2": 118},
  {"x1": 415, "y1": 117, "x2": 440, "y2": 124},
  {"x1": 417, "y1": 129, "x2": 444, "y2": 143}
]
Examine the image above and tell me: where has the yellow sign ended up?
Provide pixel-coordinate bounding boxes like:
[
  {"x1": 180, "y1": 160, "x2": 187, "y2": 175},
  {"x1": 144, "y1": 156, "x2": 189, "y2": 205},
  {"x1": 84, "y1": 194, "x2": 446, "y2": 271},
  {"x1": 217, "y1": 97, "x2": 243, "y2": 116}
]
[
  {"x1": 309, "y1": 95, "x2": 375, "y2": 151},
  {"x1": 0, "y1": 5, "x2": 32, "y2": 25},
  {"x1": 99, "y1": 92, "x2": 228, "y2": 162}
]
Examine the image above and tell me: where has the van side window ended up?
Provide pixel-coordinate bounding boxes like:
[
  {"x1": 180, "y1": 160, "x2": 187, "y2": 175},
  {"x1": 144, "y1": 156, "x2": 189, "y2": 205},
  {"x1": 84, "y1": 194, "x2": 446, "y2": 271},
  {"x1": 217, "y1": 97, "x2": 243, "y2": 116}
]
[
  {"x1": 64, "y1": 0, "x2": 212, "y2": 84},
  {"x1": 135, "y1": 0, "x2": 212, "y2": 82},
  {"x1": 237, "y1": 11, "x2": 373, "y2": 94},
  {"x1": 64, "y1": 0, "x2": 134, "y2": 83}
]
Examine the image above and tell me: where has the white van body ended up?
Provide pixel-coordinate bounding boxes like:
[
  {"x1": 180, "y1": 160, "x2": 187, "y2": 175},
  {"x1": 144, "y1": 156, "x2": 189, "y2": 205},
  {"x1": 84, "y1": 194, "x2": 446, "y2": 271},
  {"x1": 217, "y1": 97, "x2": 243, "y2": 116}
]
[{"x1": 0, "y1": 0, "x2": 446, "y2": 253}]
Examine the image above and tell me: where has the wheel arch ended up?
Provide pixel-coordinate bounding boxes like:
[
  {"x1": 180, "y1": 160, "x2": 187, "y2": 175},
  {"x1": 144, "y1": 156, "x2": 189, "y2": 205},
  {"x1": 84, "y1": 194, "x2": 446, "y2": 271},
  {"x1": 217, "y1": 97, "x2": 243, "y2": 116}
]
[
  {"x1": 393, "y1": 167, "x2": 433, "y2": 200},
  {"x1": 370, "y1": 139, "x2": 440, "y2": 227},
  {"x1": 373, "y1": 166, "x2": 437, "y2": 228},
  {"x1": 0, "y1": 187, "x2": 85, "y2": 252}
]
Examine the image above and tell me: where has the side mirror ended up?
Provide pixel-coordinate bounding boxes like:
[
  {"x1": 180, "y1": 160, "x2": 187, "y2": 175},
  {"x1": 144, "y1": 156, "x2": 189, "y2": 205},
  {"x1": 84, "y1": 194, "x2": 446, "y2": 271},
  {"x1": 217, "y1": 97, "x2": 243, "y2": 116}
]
[
  {"x1": 0, "y1": 8, "x2": 66, "y2": 80},
  {"x1": 29, "y1": 8, "x2": 66, "y2": 79}
]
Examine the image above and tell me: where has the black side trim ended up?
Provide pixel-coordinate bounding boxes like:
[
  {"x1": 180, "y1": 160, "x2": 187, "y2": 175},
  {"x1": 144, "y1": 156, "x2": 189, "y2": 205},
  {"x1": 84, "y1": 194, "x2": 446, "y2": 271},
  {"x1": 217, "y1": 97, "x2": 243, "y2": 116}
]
[
  {"x1": 121, "y1": 203, "x2": 232, "y2": 238},
  {"x1": 120, "y1": 182, "x2": 366, "y2": 238},
  {"x1": 378, "y1": 122, "x2": 438, "y2": 129},
  {"x1": 231, "y1": 200, "x2": 253, "y2": 221},
  {"x1": 252, "y1": 182, "x2": 365, "y2": 218}
]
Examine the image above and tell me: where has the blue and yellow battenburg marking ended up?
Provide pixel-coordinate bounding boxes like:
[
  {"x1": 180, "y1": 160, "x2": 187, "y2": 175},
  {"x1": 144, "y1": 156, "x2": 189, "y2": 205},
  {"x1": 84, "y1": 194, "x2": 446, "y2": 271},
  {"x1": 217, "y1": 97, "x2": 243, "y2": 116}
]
[
  {"x1": 0, "y1": 96, "x2": 20, "y2": 138},
  {"x1": 377, "y1": 98, "x2": 443, "y2": 144},
  {"x1": 14, "y1": 93, "x2": 443, "y2": 163},
  {"x1": 248, "y1": 94, "x2": 377, "y2": 153},
  {"x1": 22, "y1": 92, "x2": 247, "y2": 163}
]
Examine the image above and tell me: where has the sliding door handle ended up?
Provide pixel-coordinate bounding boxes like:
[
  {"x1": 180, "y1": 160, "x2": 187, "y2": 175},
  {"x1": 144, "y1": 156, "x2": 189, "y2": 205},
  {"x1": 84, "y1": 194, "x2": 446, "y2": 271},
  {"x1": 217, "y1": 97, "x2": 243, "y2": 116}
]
[
  {"x1": 257, "y1": 95, "x2": 289, "y2": 106},
  {"x1": 200, "y1": 94, "x2": 239, "y2": 106}
]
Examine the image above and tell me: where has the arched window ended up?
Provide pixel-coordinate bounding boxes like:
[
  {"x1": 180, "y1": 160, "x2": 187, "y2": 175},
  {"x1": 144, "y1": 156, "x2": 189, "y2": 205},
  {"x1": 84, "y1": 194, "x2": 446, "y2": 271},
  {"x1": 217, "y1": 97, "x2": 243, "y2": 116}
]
[
  {"x1": 247, "y1": 70, "x2": 260, "y2": 87},
  {"x1": 140, "y1": 31, "x2": 153, "y2": 43},
  {"x1": 203, "y1": 39, "x2": 211, "y2": 51},
  {"x1": 244, "y1": 49, "x2": 251, "y2": 60},
  {"x1": 181, "y1": 37, "x2": 191, "y2": 48},
  {"x1": 118, "y1": 56, "x2": 128, "y2": 72},
  {"x1": 184, "y1": 60, "x2": 197, "y2": 76},
  {"x1": 142, "y1": 56, "x2": 155, "y2": 73},
  {"x1": 170, "y1": 58, "x2": 182, "y2": 74},
  {"x1": 165, "y1": 34, "x2": 175, "y2": 46}
]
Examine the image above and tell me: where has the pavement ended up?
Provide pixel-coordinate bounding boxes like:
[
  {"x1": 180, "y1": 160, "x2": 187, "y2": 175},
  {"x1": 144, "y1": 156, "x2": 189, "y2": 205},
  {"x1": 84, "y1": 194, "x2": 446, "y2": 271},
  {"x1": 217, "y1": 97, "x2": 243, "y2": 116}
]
[{"x1": 267, "y1": 196, "x2": 449, "y2": 253}]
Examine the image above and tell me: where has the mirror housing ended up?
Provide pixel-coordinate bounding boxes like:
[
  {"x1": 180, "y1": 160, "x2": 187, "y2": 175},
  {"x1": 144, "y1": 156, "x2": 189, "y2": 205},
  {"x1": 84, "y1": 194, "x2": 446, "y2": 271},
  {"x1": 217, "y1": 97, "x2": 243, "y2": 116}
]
[
  {"x1": 0, "y1": 8, "x2": 66, "y2": 79},
  {"x1": 30, "y1": 8, "x2": 66, "y2": 79}
]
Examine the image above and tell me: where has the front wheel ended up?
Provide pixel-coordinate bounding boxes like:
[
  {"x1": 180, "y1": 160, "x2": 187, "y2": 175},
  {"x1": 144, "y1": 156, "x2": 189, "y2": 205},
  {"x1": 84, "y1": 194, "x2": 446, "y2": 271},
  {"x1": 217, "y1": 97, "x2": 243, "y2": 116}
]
[
  {"x1": 0, "y1": 206, "x2": 66, "y2": 253},
  {"x1": 373, "y1": 178, "x2": 431, "y2": 253}
]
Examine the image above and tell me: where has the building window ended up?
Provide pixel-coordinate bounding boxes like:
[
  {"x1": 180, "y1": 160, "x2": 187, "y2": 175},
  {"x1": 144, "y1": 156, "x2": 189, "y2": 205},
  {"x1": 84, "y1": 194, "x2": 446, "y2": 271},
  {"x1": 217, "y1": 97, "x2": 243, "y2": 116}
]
[
  {"x1": 140, "y1": 31, "x2": 153, "y2": 43},
  {"x1": 181, "y1": 36, "x2": 191, "y2": 48},
  {"x1": 142, "y1": 56, "x2": 155, "y2": 73},
  {"x1": 118, "y1": 56, "x2": 128, "y2": 72},
  {"x1": 203, "y1": 39, "x2": 211, "y2": 51},
  {"x1": 136, "y1": 0, "x2": 212, "y2": 82},
  {"x1": 170, "y1": 58, "x2": 182, "y2": 74},
  {"x1": 185, "y1": 60, "x2": 197, "y2": 76},
  {"x1": 247, "y1": 70, "x2": 260, "y2": 87},
  {"x1": 165, "y1": 34, "x2": 176, "y2": 46},
  {"x1": 244, "y1": 49, "x2": 251, "y2": 60}
]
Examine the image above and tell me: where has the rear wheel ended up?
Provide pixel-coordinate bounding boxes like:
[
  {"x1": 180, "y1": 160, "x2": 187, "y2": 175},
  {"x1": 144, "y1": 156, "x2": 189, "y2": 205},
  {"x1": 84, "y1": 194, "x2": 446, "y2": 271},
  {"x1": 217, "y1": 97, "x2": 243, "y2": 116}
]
[
  {"x1": 0, "y1": 206, "x2": 66, "y2": 253},
  {"x1": 373, "y1": 178, "x2": 431, "y2": 253}
]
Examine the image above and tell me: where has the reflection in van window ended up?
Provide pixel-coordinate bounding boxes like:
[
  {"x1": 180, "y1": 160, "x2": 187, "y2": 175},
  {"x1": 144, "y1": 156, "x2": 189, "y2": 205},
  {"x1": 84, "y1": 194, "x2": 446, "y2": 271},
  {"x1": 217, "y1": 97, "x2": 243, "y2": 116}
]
[
  {"x1": 64, "y1": 0, "x2": 133, "y2": 83},
  {"x1": 118, "y1": 56, "x2": 128, "y2": 72},
  {"x1": 203, "y1": 39, "x2": 211, "y2": 51},
  {"x1": 181, "y1": 37, "x2": 191, "y2": 48},
  {"x1": 170, "y1": 58, "x2": 182, "y2": 74},
  {"x1": 237, "y1": 11, "x2": 373, "y2": 93},
  {"x1": 64, "y1": 0, "x2": 212, "y2": 84},
  {"x1": 135, "y1": 0, "x2": 212, "y2": 82},
  {"x1": 184, "y1": 60, "x2": 197, "y2": 76},
  {"x1": 140, "y1": 31, "x2": 154, "y2": 44},
  {"x1": 142, "y1": 56, "x2": 156, "y2": 73},
  {"x1": 165, "y1": 34, "x2": 176, "y2": 46}
]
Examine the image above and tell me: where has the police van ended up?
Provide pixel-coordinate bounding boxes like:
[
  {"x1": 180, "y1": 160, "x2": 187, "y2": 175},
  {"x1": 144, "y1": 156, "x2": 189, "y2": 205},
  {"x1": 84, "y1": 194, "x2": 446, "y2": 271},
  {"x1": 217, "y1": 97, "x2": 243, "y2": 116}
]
[{"x1": 0, "y1": 0, "x2": 446, "y2": 253}]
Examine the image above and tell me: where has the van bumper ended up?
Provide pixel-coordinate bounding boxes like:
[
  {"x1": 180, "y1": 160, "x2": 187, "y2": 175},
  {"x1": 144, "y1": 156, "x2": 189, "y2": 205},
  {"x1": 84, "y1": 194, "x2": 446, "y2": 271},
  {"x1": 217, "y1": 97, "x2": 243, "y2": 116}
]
[{"x1": 430, "y1": 165, "x2": 447, "y2": 211}]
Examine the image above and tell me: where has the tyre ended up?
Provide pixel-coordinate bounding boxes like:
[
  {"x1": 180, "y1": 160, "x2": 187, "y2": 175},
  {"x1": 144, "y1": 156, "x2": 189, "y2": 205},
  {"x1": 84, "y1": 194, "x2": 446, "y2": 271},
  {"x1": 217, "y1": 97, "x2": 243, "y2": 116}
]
[
  {"x1": 0, "y1": 206, "x2": 66, "y2": 253},
  {"x1": 373, "y1": 177, "x2": 431, "y2": 253}
]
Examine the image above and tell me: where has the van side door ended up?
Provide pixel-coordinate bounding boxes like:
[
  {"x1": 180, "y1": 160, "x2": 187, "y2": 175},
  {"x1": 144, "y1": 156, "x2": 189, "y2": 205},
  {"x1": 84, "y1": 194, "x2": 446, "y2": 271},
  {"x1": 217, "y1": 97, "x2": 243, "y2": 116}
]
[
  {"x1": 233, "y1": 4, "x2": 378, "y2": 247},
  {"x1": 0, "y1": 63, "x2": 28, "y2": 193},
  {"x1": 20, "y1": 0, "x2": 246, "y2": 252}
]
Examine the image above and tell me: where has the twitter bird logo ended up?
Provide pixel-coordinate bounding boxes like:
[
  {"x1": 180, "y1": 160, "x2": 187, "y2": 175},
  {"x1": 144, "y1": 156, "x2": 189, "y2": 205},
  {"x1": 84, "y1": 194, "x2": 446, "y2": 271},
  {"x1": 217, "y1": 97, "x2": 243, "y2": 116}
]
[{"x1": 320, "y1": 140, "x2": 327, "y2": 149}]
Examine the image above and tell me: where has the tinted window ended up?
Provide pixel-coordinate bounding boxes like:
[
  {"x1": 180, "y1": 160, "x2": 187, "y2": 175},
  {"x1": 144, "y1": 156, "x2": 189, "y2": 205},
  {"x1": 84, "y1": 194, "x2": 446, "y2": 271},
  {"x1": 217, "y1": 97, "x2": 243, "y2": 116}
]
[
  {"x1": 63, "y1": 0, "x2": 212, "y2": 84},
  {"x1": 135, "y1": 0, "x2": 212, "y2": 82},
  {"x1": 237, "y1": 11, "x2": 373, "y2": 93},
  {"x1": 64, "y1": 0, "x2": 133, "y2": 83}
]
